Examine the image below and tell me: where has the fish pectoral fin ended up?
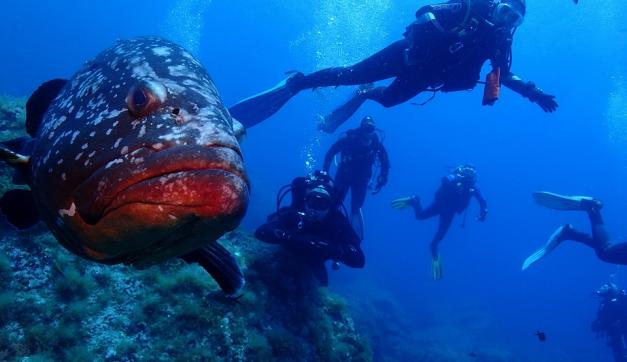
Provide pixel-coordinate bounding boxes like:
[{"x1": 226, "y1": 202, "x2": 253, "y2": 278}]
[
  {"x1": 0, "y1": 143, "x2": 30, "y2": 165},
  {"x1": 26, "y1": 79, "x2": 67, "y2": 137},
  {"x1": 231, "y1": 117, "x2": 247, "y2": 142},
  {"x1": 180, "y1": 242, "x2": 245, "y2": 297},
  {"x1": 1, "y1": 189, "x2": 40, "y2": 230}
]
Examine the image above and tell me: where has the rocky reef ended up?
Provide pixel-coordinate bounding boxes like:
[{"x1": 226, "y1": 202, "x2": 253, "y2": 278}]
[{"x1": 0, "y1": 228, "x2": 372, "y2": 361}]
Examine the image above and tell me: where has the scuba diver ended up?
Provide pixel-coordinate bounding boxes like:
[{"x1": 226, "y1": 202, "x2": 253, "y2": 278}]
[
  {"x1": 591, "y1": 282, "x2": 627, "y2": 362},
  {"x1": 254, "y1": 171, "x2": 365, "y2": 285},
  {"x1": 229, "y1": 0, "x2": 558, "y2": 132},
  {"x1": 323, "y1": 116, "x2": 390, "y2": 239},
  {"x1": 522, "y1": 192, "x2": 627, "y2": 270},
  {"x1": 391, "y1": 164, "x2": 488, "y2": 280}
]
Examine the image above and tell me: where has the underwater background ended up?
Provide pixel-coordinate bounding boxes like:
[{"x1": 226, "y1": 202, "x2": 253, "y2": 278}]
[{"x1": 1, "y1": 0, "x2": 627, "y2": 361}]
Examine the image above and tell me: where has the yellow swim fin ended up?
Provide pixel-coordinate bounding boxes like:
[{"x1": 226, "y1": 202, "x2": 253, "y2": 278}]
[{"x1": 431, "y1": 257, "x2": 443, "y2": 281}]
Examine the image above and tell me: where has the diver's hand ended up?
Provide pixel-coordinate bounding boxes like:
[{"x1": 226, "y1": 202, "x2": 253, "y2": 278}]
[
  {"x1": 533, "y1": 92, "x2": 558, "y2": 113},
  {"x1": 372, "y1": 175, "x2": 387, "y2": 195},
  {"x1": 476, "y1": 209, "x2": 488, "y2": 222},
  {"x1": 391, "y1": 196, "x2": 416, "y2": 209}
]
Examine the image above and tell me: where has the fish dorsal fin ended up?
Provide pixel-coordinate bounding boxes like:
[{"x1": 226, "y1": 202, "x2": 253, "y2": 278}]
[{"x1": 25, "y1": 79, "x2": 67, "y2": 137}]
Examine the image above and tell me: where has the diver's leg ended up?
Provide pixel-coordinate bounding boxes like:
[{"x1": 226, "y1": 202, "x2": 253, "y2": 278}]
[
  {"x1": 297, "y1": 40, "x2": 408, "y2": 89},
  {"x1": 333, "y1": 167, "x2": 351, "y2": 204},
  {"x1": 349, "y1": 176, "x2": 369, "y2": 240},
  {"x1": 321, "y1": 73, "x2": 427, "y2": 132},
  {"x1": 581, "y1": 205, "x2": 627, "y2": 265},
  {"x1": 414, "y1": 199, "x2": 440, "y2": 220},
  {"x1": 430, "y1": 211, "x2": 455, "y2": 258}
]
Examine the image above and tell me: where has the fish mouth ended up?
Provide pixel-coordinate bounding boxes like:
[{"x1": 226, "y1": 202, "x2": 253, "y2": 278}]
[{"x1": 73, "y1": 144, "x2": 249, "y2": 225}]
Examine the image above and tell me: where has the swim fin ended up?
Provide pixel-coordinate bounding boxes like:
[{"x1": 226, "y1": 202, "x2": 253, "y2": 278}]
[
  {"x1": 522, "y1": 225, "x2": 569, "y2": 270},
  {"x1": 532, "y1": 191, "x2": 597, "y2": 211},
  {"x1": 229, "y1": 72, "x2": 304, "y2": 128},
  {"x1": 318, "y1": 85, "x2": 372, "y2": 133},
  {"x1": 180, "y1": 242, "x2": 245, "y2": 297},
  {"x1": 431, "y1": 256, "x2": 443, "y2": 280}
]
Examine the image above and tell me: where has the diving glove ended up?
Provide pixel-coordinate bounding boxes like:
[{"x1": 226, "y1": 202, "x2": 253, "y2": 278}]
[{"x1": 431, "y1": 256, "x2": 443, "y2": 281}]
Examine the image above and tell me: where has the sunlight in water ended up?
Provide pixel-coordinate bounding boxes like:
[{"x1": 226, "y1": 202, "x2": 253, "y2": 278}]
[
  {"x1": 164, "y1": 0, "x2": 212, "y2": 55},
  {"x1": 294, "y1": 0, "x2": 392, "y2": 171}
]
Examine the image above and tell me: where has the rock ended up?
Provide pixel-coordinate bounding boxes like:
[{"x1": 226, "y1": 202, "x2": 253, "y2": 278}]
[{"x1": 0, "y1": 227, "x2": 372, "y2": 361}]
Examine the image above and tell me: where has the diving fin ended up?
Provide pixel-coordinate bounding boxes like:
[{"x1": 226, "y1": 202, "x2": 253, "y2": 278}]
[
  {"x1": 229, "y1": 72, "x2": 304, "y2": 128},
  {"x1": 431, "y1": 256, "x2": 443, "y2": 280},
  {"x1": 318, "y1": 87, "x2": 370, "y2": 133},
  {"x1": 532, "y1": 191, "x2": 598, "y2": 211},
  {"x1": 1, "y1": 189, "x2": 40, "y2": 229},
  {"x1": 522, "y1": 225, "x2": 569, "y2": 270},
  {"x1": 181, "y1": 242, "x2": 245, "y2": 297}
]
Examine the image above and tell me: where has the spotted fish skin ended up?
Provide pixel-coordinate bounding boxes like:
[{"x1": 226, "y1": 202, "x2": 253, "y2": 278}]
[{"x1": 25, "y1": 37, "x2": 249, "y2": 267}]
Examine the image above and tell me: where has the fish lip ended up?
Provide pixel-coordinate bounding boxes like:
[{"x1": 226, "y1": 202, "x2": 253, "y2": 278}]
[{"x1": 73, "y1": 143, "x2": 248, "y2": 225}]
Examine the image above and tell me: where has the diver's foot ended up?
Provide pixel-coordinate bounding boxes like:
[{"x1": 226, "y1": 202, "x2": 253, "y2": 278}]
[
  {"x1": 356, "y1": 82, "x2": 375, "y2": 96},
  {"x1": 579, "y1": 198, "x2": 603, "y2": 212},
  {"x1": 285, "y1": 71, "x2": 305, "y2": 93}
]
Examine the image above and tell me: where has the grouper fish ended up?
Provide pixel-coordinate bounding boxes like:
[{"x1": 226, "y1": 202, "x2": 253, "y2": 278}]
[{"x1": 0, "y1": 37, "x2": 249, "y2": 296}]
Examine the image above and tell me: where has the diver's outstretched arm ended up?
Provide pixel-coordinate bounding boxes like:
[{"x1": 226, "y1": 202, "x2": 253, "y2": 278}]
[{"x1": 501, "y1": 72, "x2": 558, "y2": 113}]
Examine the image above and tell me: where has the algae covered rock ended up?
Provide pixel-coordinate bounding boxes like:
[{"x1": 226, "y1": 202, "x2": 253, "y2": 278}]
[
  {"x1": 0, "y1": 226, "x2": 372, "y2": 361},
  {"x1": 0, "y1": 95, "x2": 26, "y2": 198}
]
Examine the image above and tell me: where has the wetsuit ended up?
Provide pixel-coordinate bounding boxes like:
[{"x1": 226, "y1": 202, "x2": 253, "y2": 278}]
[
  {"x1": 229, "y1": 0, "x2": 556, "y2": 130},
  {"x1": 323, "y1": 130, "x2": 390, "y2": 213},
  {"x1": 255, "y1": 207, "x2": 365, "y2": 285},
  {"x1": 411, "y1": 174, "x2": 488, "y2": 256},
  {"x1": 592, "y1": 294, "x2": 627, "y2": 362},
  {"x1": 561, "y1": 204, "x2": 627, "y2": 265}
]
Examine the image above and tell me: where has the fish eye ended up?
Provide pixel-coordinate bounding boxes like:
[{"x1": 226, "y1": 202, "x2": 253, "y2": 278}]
[{"x1": 126, "y1": 81, "x2": 167, "y2": 118}]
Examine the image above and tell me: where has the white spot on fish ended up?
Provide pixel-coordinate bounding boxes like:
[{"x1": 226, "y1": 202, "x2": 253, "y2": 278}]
[
  {"x1": 138, "y1": 125, "x2": 146, "y2": 138},
  {"x1": 75, "y1": 152, "x2": 83, "y2": 160},
  {"x1": 121, "y1": 146, "x2": 129, "y2": 155},
  {"x1": 90, "y1": 131, "x2": 96, "y2": 137},
  {"x1": 81, "y1": 143, "x2": 88, "y2": 150},
  {"x1": 105, "y1": 158, "x2": 123, "y2": 169},
  {"x1": 70, "y1": 131, "x2": 80, "y2": 144},
  {"x1": 152, "y1": 47, "x2": 172, "y2": 57},
  {"x1": 114, "y1": 138, "x2": 123, "y2": 148},
  {"x1": 59, "y1": 203, "x2": 77, "y2": 217}
]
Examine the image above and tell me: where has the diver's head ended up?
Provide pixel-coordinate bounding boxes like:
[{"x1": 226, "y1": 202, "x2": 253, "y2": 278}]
[
  {"x1": 303, "y1": 171, "x2": 335, "y2": 220},
  {"x1": 492, "y1": 0, "x2": 525, "y2": 28},
  {"x1": 596, "y1": 282, "x2": 621, "y2": 300},
  {"x1": 357, "y1": 116, "x2": 377, "y2": 146},
  {"x1": 360, "y1": 116, "x2": 376, "y2": 134},
  {"x1": 453, "y1": 164, "x2": 478, "y2": 188}
]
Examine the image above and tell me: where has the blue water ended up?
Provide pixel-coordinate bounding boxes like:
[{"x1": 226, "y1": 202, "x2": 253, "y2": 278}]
[{"x1": 2, "y1": 0, "x2": 627, "y2": 360}]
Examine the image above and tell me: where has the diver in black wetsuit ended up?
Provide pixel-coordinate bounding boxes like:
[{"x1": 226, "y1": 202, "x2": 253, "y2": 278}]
[
  {"x1": 230, "y1": 0, "x2": 557, "y2": 132},
  {"x1": 592, "y1": 282, "x2": 627, "y2": 362},
  {"x1": 391, "y1": 164, "x2": 488, "y2": 280},
  {"x1": 254, "y1": 171, "x2": 365, "y2": 285},
  {"x1": 323, "y1": 116, "x2": 390, "y2": 239},
  {"x1": 522, "y1": 193, "x2": 627, "y2": 270}
]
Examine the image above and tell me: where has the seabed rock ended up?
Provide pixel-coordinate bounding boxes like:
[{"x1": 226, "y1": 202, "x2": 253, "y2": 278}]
[{"x1": 0, "y1": 228, "x2": 372, "y2": 361}]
